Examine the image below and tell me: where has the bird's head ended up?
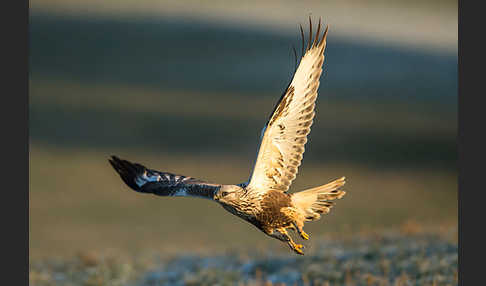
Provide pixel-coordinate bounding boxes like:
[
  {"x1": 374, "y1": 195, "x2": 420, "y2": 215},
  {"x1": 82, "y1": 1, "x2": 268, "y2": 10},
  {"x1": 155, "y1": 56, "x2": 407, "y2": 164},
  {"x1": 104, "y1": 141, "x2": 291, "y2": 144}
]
[{"x1": 214, "y1": 185, "x2": 245, "y2": 207}]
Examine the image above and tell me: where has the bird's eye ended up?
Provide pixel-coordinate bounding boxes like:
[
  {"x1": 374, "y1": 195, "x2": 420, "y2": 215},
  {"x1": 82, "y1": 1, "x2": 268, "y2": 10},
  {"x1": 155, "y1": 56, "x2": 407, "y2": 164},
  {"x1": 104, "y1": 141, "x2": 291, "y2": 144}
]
[{"x1": 221, "y1": 191, "x2": 229, "y2": 197}]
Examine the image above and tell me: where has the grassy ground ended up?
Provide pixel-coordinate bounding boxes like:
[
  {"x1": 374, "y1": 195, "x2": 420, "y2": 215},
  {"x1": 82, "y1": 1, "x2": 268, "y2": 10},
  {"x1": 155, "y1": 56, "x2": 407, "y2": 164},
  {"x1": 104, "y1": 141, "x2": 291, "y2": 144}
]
[{"x1": 30, "y1": 226, "x2": 457, "y2": 286}]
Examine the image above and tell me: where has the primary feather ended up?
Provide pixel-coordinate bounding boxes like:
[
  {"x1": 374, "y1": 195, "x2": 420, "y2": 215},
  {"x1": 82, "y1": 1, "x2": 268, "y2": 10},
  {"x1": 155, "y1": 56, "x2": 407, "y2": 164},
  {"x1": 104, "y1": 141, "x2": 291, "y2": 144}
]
[
  {"x1": 109, "y1": 156, "x2": 221, "y2": 200},
  {"x1": 246, "y1": 20, "x2": 329, "y2": 195}
]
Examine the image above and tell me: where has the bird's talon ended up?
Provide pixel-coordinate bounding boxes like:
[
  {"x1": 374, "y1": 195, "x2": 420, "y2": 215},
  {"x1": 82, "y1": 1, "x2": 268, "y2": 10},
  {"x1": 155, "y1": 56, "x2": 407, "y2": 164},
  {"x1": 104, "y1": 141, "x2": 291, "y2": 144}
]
[
  {"x1": 301, "y1": 231, "x2": 310, "y2": 240},
  {"x1": 292, "y1": 243, "x2": 305, "y2": 255}
]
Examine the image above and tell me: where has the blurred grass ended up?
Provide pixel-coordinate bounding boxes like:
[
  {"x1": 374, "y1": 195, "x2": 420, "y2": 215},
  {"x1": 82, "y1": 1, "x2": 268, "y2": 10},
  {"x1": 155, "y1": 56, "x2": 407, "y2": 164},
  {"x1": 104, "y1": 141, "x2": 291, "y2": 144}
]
[
  {"x1": 29, "y1": 229, "x2": 458, "y2": 286},
  {"x1": 29, "y1": 78, "x2": 456, "y2": 169},
  {"x1": 30, "y1": 78, "x2": 456, "y2": 135}
]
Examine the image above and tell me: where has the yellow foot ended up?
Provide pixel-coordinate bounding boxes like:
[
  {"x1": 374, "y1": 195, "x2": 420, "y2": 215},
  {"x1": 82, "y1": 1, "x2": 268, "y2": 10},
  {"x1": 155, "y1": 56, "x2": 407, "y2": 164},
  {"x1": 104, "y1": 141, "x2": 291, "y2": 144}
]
[
  {"x1": 300, "y1": 231, "x2": 310, "y2": 240},
  {"x1": 291, "y1": 243, "x2": 305, "y2": 255}
]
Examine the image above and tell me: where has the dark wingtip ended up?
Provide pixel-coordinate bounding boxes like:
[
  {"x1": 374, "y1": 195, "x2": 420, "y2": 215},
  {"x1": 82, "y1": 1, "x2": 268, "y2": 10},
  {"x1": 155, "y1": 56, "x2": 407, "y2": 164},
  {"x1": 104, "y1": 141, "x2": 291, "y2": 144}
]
[
  {"x1": 291, "y1": 45, "x2": 298, "y2": 74},
  {"x1": 307, "y1": 16, "x2": 313, "y2": 51},
  {"x1": 312, "y1": 17, "x2": 322, "y2": 48},
  {"x1": 108, "y1": 155, "x2": 121, "y2": 172},
  {"x1": 108, "y1": 155, "x2": 144, "y2": 191},
  {"x1": 299, "y1": 23, "x2": 305, "y2": 58},
  {"x1": 320, "y1": 24, "x2": 329, "y2": 48},
  {"x1": 108, "y1": 155, "x2": 121, "y2": 166},
  {"x1": 300, "y1": 16, "x2": 330, "y2": 55}
]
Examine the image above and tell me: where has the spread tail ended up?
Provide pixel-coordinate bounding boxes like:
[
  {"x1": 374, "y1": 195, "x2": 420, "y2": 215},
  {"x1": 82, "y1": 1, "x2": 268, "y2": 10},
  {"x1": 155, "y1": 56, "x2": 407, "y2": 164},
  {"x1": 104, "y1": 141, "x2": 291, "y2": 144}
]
[{"x1": 291, "y1": 176, "x2": 346, "y2": 221}]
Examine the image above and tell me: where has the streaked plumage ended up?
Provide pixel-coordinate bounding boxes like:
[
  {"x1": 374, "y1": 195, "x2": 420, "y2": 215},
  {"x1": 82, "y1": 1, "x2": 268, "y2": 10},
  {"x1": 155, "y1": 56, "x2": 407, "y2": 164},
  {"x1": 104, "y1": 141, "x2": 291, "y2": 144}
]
[{"x1": 109, "y1": 18, "x2": 347, "y2": 255}]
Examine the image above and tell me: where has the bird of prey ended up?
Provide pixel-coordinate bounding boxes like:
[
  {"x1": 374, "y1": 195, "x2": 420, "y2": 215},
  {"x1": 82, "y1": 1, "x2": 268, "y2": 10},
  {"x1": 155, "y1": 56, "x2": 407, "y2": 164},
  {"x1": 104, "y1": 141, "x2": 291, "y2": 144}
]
[{"x1": 109, "y1": 18, "x2": 346, "y2": 255}]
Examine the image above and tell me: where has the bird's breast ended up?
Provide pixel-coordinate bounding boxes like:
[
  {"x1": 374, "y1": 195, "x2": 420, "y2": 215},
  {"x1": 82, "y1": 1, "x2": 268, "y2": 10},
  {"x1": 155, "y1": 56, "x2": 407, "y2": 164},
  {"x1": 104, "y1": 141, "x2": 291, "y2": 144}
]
[{"x1": 256, "y1": 190, "x2": 293, "y2": 228}]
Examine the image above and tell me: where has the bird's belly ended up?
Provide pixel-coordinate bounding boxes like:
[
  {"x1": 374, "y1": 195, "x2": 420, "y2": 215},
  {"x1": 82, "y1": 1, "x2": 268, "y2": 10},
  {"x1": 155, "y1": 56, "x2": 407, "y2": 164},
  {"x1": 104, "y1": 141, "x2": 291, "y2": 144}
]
[
  {"x1": 256, "y1": 208, "x2": 293, "y2": 229},
  {"x1": 256, "y1": 190, "x2": 294, "y2": 228}
]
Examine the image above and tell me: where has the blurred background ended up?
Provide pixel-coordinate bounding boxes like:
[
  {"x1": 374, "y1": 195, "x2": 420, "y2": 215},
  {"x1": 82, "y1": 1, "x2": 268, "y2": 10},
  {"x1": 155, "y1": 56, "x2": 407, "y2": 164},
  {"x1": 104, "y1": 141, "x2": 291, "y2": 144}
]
[{"x1": 29, "y1": 0, "x2": 457, "y2": 259}]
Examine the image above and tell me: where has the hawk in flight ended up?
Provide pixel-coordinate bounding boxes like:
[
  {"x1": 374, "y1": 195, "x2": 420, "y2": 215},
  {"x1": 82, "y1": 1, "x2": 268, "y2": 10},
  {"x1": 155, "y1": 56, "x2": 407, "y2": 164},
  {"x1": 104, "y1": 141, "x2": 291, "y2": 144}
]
[{"x1": 109, "y1": 18, "x2": 346, "y2": 255}]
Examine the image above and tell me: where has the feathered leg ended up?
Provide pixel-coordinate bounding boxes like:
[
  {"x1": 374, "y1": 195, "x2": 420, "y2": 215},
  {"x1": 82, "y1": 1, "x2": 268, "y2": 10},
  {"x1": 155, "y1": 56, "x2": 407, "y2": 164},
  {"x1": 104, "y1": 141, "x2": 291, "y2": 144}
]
[
  {"x1": 280, "y1": 228, "x2": 305, "y2": 255},
  {"x1": 266, "y1": 227, "x2": 305, "y2": 255},
  {"x1": 281, "y1": 207, "x2": 309, "y2": 240},
  {"x1": 292, "y1": 222, "x2": 309, "y2": 240}
]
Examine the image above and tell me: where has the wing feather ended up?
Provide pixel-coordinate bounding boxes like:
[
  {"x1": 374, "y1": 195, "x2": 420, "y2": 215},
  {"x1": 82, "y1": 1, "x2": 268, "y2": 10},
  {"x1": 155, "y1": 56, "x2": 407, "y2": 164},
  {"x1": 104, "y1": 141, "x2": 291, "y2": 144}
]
[
  {"x1": 109, "y1": 156, "x2": 220, "y2": 200},
  {"x1": 246, "y1": 19, "x2": 329, "y2": 194}
]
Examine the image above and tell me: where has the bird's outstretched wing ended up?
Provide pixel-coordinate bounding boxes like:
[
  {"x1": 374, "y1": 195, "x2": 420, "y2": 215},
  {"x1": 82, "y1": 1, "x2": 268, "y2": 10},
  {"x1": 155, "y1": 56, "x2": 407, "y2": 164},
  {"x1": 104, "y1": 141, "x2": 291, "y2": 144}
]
[
  {"x1": 109, "y1": 156, "x2": 221, "y2": 200},
  {"x1": 246, "y1": 18, "x2": 329, "y2": 194}
]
